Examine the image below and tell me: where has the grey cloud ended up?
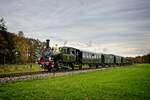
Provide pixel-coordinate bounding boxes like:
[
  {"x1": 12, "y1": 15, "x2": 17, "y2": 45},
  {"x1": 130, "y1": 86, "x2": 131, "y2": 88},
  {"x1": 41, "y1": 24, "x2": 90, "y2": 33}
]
[{"x1": 0, "y1": 0, "x2": 150, "y2": 56}]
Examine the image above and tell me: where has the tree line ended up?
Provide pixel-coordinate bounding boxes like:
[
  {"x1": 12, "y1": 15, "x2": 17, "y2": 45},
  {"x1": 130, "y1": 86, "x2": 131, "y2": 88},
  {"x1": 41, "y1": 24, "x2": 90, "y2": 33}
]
[
  {"x1": 128, "y1": 54, "x2": 150, "y2": 64},
  {"x1": 0, "y1": 30, "x2": 46, "y2": 64}
]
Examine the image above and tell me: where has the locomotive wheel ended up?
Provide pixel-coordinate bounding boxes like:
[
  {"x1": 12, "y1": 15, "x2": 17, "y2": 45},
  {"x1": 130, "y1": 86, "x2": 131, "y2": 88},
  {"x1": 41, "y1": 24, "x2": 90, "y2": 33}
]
[
  {"x1": 79, "y1": 66, "x2": 82, "y2": 70},
  {"x1": 51, "y1": 67, "x2": 58, "y2": 73},
  {"x1": 89, "y1": 64, "x2": 92, "y2": 68},
  {"x1": 48, "y1": 67, "x2": 52, "y2": 72},
  {"x1": 71, "y1": 65, "x2": 74, "y2": 70},
  {"x1": 96, "y1": 64, "x2": 99, "y2": 68}
]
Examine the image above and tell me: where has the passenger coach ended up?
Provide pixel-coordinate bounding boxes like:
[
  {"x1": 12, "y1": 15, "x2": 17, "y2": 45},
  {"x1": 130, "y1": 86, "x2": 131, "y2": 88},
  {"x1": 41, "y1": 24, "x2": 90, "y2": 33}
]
[{"x1": 38, "y1": 40, "x2": 132, "y2": 71}]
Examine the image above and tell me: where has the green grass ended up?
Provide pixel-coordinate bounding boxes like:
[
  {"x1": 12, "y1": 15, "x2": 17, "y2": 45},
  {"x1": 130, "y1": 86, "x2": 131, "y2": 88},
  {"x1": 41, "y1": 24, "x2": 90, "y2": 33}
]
[
  {"x1": 0, "y1": 64, "x2": 44, "y2": 74},
  {"x1": 0, "y1": 64, "x2": 150, "y2": 100}
]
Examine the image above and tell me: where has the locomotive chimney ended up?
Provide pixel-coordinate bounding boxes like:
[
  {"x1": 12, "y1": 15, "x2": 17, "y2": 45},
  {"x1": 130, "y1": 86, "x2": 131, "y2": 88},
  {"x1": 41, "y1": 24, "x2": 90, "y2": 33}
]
[{"x1": 46, "y1": 39, "x2": 50, "y2": 48}]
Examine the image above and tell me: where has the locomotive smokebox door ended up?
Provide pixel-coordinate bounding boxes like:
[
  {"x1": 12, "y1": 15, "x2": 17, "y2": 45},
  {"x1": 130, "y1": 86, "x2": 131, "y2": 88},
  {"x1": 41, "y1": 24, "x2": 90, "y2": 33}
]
[{"x1": 46, "y1": 39, "x2": 50, "y2": 48}]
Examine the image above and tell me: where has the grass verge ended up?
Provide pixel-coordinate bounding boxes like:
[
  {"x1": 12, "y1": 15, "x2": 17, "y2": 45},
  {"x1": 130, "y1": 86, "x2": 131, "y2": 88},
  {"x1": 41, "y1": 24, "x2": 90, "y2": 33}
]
[
  {"x1": 0, "y1": 64, "x2": 150, "y2": 100},
  {"x1": 0, "y1": 64, "x2": 43, "y2": 74}
]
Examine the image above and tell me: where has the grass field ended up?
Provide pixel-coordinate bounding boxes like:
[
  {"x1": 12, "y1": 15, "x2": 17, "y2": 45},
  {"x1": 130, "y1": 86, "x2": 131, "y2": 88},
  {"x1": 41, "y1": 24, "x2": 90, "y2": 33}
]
[
  {"x1": 0, "y1": 64, "x2": 150, "y2": 100},
  {"x1": 0, "y1": 64, "x2": 44, "y2": 74}
]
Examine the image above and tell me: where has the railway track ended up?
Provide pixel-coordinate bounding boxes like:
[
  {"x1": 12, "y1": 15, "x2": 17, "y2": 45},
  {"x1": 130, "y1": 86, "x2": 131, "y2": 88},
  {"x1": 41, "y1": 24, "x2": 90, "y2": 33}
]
[
  {"x1": 0, "y1": 67, "x2": 96, "y2": 78},
  {"x1": 0, "y1": 71, "x2": 48, "y2": 78},
  {"x1": 0, "y1": 67, "x2": 105, "y2": 83}
]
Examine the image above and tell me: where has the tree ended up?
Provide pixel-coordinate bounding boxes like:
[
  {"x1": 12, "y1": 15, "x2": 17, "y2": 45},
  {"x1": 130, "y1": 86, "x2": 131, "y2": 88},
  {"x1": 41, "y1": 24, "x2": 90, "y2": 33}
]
[
  {"x1": 0, "y1": 17, "x2": 7, "y2": 31},
  {"x1": 27, "y1": 39, "x2": 43, "y2": 63},
  {"x1": 0, "y1": 31, "x2": 16, "y2": 64},
  {"x1": 14, "y1": 36, "x2": 29, "y2": 64}
]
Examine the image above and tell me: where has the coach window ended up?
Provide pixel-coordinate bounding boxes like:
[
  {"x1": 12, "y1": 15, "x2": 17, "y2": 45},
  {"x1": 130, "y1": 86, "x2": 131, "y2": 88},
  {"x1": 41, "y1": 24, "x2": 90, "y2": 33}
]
[
  {"x1": 87, "y1": 53, "x2": 89, "y2": 58},
  {"x1": 63, "y1": 48, "x2": 66, "y2": 54},
  {"x1": 86, "y1": 53, "x2": 88, "y2": 58},
  {"x1": 76, "y1": 51, "x2": 79, "y2": 56},
  {"x1": 63, "y1": 48, "x2": 67, "y2": 54},
  {"x1": 62, "y1": 48, "x2": 66, "y2": 54},
  {"x1": 84, "y1": 53, "x2": 86, "y2": 58},
  {"x1": 90, "y1": 53, "x2": 92, "y2": 58},
  {"x1": 67, "y1": 48, "x2": 70, "y2": 54},
  {"x1": 72, "y1": 50, "x2": 75, "y2": 55},
  {"x1": 93, "y1": 54, "x2": 95, "y2": 59},
  {"x1": 92, "y1": 54, "x2": 94, "y2": 58},
  {"x1": 82, "y1": 53, "x2": 84, "y2": 58},
  {"x1": 82, "y1": 53, "x2": 84, "y2": 57},
  {"x1": 83, "y1": 53, "x2": 85, "y2": 58},
  {"x1": 89, "y1": 53, "x2": 91, "y2": 59},
  {"x1": 85, "y1": 53, "x2": 87, "y2": 58}
]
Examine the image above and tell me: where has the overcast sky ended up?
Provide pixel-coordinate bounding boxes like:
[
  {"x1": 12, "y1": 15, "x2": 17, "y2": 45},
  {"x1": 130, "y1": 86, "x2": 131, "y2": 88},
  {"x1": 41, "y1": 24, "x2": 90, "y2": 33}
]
[{"x1": 0, "y1": 0, "x2": 150, "y2": 57}]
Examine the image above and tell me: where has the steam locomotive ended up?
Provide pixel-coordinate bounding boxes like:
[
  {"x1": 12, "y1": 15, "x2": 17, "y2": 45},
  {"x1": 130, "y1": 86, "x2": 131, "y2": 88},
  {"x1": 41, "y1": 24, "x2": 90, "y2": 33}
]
[{"x1": 38, "y1": 40, "x2": 132, "y2": 71}]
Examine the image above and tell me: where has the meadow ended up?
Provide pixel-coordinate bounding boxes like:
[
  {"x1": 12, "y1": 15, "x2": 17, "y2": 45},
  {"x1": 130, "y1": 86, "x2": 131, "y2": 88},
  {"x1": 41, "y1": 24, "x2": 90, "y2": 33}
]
[
  {"x1": 0, "y1": 64, "x2": 44, "y2": 74},
  {"x1": 0, "y1": 64, "x2": 150, "y2": 100}
]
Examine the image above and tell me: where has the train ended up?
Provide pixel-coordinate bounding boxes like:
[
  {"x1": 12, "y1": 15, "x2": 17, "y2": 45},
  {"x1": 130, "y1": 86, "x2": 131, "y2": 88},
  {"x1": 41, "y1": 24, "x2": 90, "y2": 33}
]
[{"x1": 38, "y1": 40, "x2": 132, "y2": 71}]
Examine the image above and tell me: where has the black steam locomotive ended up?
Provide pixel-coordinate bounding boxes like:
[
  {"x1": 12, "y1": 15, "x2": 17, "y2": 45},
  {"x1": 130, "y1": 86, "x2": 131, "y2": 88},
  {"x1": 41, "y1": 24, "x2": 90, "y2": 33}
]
[{"x1": 38, "y1": 40, "x2": 132, "y2": 71}]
